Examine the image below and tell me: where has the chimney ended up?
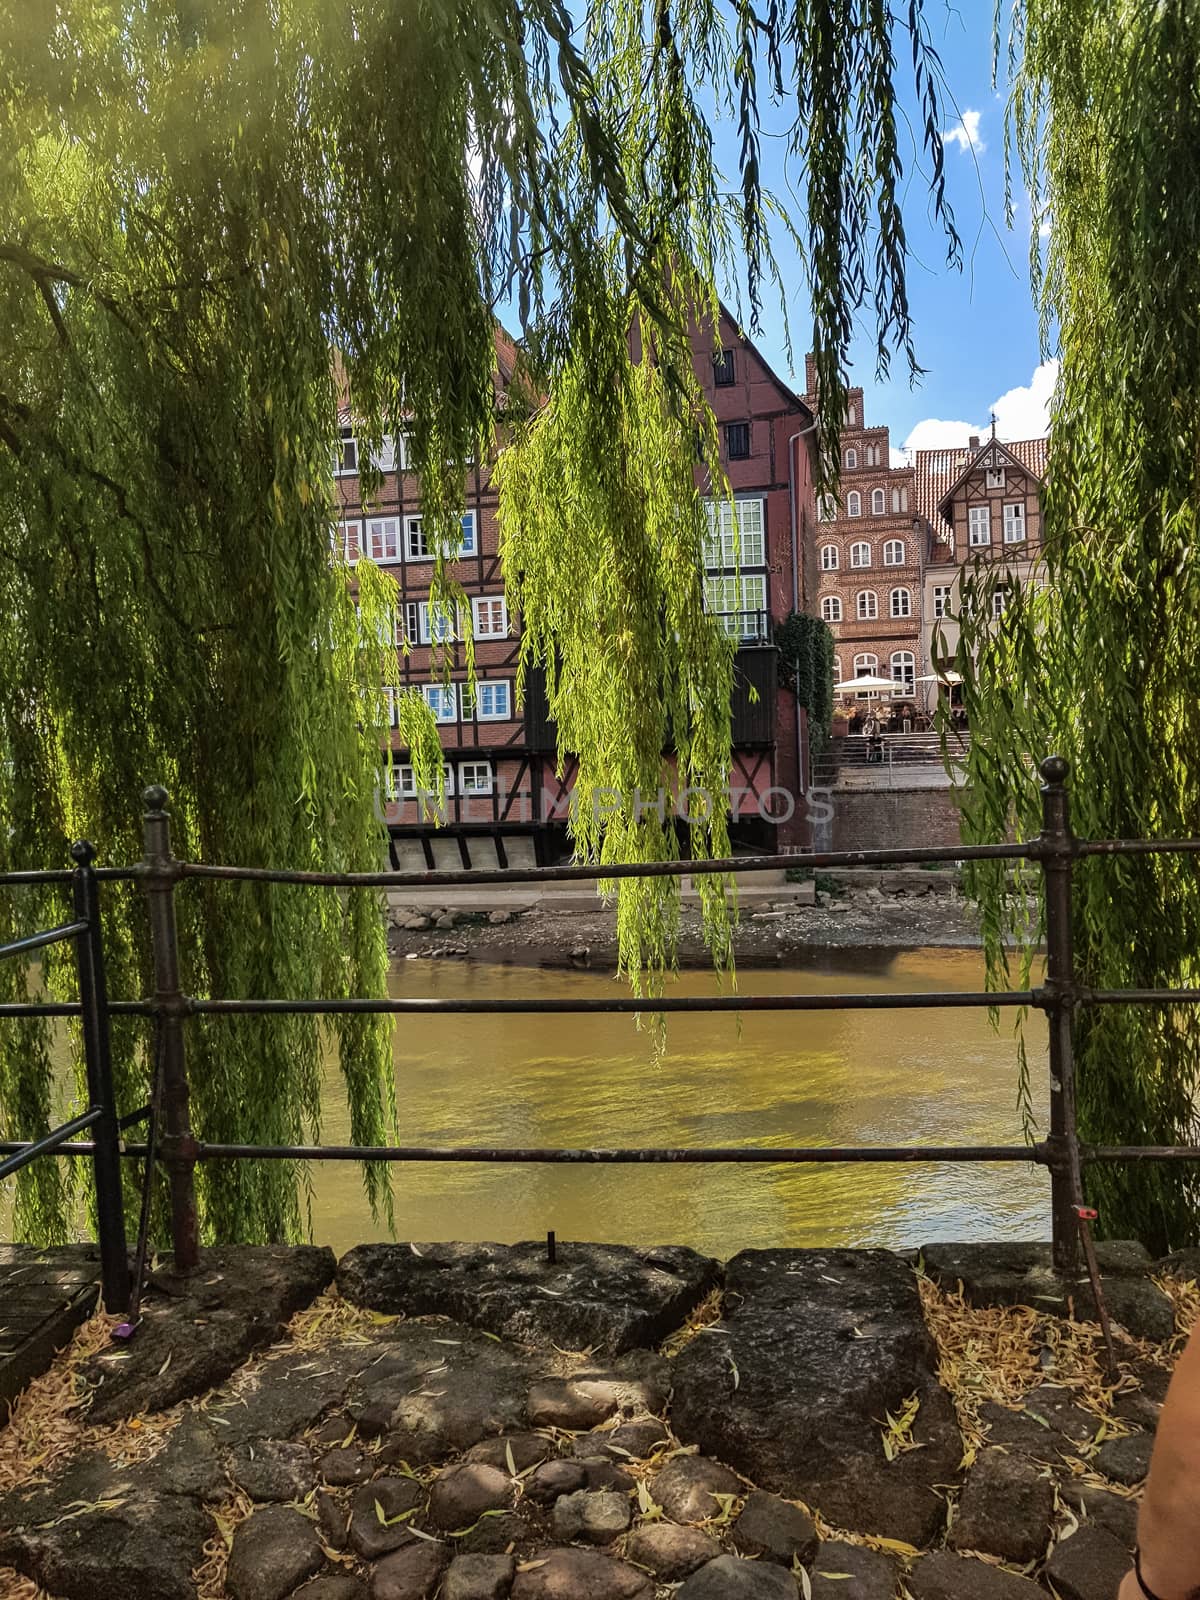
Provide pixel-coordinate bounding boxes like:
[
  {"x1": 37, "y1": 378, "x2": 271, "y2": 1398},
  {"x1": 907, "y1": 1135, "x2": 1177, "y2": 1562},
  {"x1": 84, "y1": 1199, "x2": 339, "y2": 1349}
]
[
  {"x1": 968, "y1": 434, "x2": 979, "y2": 449},
  {"x1": 804, "y1": 353, "x2": 819, "y2": 399}
]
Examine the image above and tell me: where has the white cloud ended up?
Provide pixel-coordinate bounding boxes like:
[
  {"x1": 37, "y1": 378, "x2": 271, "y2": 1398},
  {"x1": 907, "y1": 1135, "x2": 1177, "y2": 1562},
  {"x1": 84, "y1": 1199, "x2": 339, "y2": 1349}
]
[
  {"x1": 940, "y1": 109, "x2": 985, "y2": 155},
  {"x1": 898, "y1": 359, "x2": 1058, "y2": 453}
]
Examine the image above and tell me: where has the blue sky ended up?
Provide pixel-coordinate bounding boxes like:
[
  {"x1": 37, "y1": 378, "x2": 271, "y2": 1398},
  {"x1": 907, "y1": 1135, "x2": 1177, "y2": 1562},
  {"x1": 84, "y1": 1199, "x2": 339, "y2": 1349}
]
[{"x1": 708, "y1": 2, "x2": 1056, "y2": 452}]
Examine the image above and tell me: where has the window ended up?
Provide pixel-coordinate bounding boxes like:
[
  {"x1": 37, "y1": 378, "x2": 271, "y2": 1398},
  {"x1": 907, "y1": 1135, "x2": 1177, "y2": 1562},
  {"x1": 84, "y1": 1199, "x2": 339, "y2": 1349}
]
[
  {"x1": 817, "y1": 494, "x2": 837, "y2": 522},
  {"x1": 418, "y1": 601, "x2": 460, "y2": 644},
  {"x1": 471, "y1": 595, "x2": 509, "y2": 638},
  {"x1": 713, "y1": 348, "x2": 736, "y2": 386},
  {"x1": 832, "y1": 657, "x2": 843, "y2": 683},
  {"x1": 890, "y1": 587, "x2": 912, "y2": 619},
  {"x1": 871, "y1": 488, "x2": 886, "y2": 515},
  {"x1": 933, "y1": 584, "x2": 952, "y2": 619},
  {"x1": 470, "y1": 679, "x2": 513, "y2": 721},
  {"x1": 821, "y1": 595, "x2": 842, "y2": 623},
  {"x1": 883, "y1": 539, "x2": 904, "y2": 566},
  {"x1": 992, "y1": 586, "x2": 1015, "y2": 619},
  {"x1": 388, "y1": 763, "x2": 453, "y2": 801},
  {"x1": 968, "y1": 505, "x2": 991, "y2": 547},
  {"x1": 705, "y1": 574, "x2": 768, "y2": 640},
  {"x1": 846, "y1": 490, "x2": 862, "y2": 517},
  {"x1": 865, "y1": 443, "x2": 881, "y2": 467},
  {"x1": 366, "y1": 517, "x2": 400, "y2": 563},
  {"x1": 1003, "y1": 502, "x2": 1026, "y2": 543},
  {"x1": 890, "y1": 651, "x2": 916, "y2": 693},
  {"x1": 459, "y1": 761, "x2": 494, "y2": 796},
  {"x1": 848, "y1": 402, "x2": 858, "y2": 426},
  {"x1": 820, "y1": 544, "x2": 839, "y2": 571},
  {"x1": 725, "y1": 422, "x2": 751, "y2": 459},
  {"x1": 986, "y1": 465, "x2": 1006, "y2": 490},
  {"x1": 405, "y1": 511, "x2": 478, "y2": 561},
  {"x1": 856, "y1": 590, "x2": 878, "y2": 620},
  {"x1": 371, "y1": 435, "x2": 397, "y2": 473},
  {"x1": 423, "y1": 684, "x2": 458, "y2": 723},
  {"x1": 336, "y1": 520, "x2": 361, "y2": 563},
  {"x1": 844, "y1": 446, "x2": 858, "y2": 470},
  {"x1": 891, "y1": 486, "x2": 909, "y2": 513},
  {"x1": 849, "y1": 541, "x2": 870, "y2": 568},
  {"x1": 335, "y1": 427, "x2": 357, "y2": 476},
  {"x1": 704, "y1": 498, "x2": 765, "y2": 569},
  {"x1": 852, "y1": 653, "x2": 877, "y2": 692},
  {"x1": 380, "y1": 686, "x2": 401, "y2": 729}
]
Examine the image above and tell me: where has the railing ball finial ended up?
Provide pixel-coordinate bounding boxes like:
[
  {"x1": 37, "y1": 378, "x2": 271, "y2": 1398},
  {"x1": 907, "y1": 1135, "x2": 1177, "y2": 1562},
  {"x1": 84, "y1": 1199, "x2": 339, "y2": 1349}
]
[
  {"x1": 69, "y1": 840, "x2": 96, "y2": 867},
  {"x1": 1040, "y1": 754, "x2": 1070, "y2": 786},
  {"x1": 143, "y1": 784, "x2": 170, "y2": 814}
]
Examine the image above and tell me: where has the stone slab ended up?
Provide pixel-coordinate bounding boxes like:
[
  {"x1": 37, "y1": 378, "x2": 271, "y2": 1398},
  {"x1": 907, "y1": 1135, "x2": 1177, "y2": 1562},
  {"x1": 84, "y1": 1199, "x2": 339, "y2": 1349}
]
[
  {"x1": 0, "y1": 1245, "x2": 99, "y2": 1415},
  {"x1": 80, "y1": 1245, "x2": 336, "y2": 1424},
  {"x1": 669, "y1": 1249, "x2": 962, "y2": 1545},
  {"x1": 920, "y1": 1241, "x2": 1175, "y2": 1341},
  {"x1": 338, "y1": 1241, "x2": 720, "y2": 1355}
]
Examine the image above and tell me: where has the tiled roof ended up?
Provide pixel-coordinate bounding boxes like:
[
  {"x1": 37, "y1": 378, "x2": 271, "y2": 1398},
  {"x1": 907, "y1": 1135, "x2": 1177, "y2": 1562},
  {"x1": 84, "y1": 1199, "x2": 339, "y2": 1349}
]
[{"x1": 912, "y1": 434, "x2": 1049, "y2": 539}]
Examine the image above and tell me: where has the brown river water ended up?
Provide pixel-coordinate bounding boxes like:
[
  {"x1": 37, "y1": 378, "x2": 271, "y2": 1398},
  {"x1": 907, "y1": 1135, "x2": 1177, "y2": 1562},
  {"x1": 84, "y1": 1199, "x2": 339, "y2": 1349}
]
[{"x1": 311, "y1": 948, "x2": 1050, "y2": 1257}]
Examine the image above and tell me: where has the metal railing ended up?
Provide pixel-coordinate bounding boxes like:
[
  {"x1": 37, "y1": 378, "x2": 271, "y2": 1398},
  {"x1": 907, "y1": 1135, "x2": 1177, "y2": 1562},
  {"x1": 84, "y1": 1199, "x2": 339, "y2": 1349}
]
[{"x1": 3, "y1": 758, "x2": 1200, "y2": 1312}]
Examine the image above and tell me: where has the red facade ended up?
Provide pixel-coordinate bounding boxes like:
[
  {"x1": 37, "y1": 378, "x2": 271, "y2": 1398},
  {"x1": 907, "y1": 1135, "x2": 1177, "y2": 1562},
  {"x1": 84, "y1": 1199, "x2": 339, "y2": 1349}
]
[{"x1": 335, "y1": 313, "x2": 816, "y2": 864}]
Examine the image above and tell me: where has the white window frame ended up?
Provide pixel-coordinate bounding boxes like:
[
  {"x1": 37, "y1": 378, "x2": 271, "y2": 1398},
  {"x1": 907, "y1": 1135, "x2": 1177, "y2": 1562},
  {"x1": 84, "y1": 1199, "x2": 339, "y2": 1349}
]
[
  {"x1": 846, "y1": 490, "x2": 862, "y2": 517},
  {"x1": 890, "y1": 587, "x2": 912, "y2": 619},
  {"x1": 365, "y1": 516, "x2": 401, "y2": 564},
  {"x1": 933, "y1": 584, "x2": 952, "y2": 619},
  {"x1": 986, "y1": 466, "x2": 1006, "y2": 490},
  {"x1": 404, "y1": 511, "x2": 478, "y2": 562},
  {"x1": 890, "y1": 651, "x2": 916, "y2": 693},
  {"x1": 870, "y1": 488, "x2": 886, "y2": 515},
  {"x1": 704, "y1": 574, "x2": 768, "y2": 640},
  {"x1": 852, "y1": 652, "x2": 878, "y2": 693},
  {"x1": 968, "y1": 505, "x2": 991, "y2": 547},
  {"x1": 820, "y1": 544, "x2": 839, "y2": 571},
  {"x1": 844, "y1": 446, "x2": 858, "y2": 470},
  {"x1": 335, "y1": 428, "x2": 358, "y2": 476},
  {"x1": 371, "y1": 435, "x2": 396, "y2": 473},
  {"x1": 817, "y1": 494, "x2": 837, "y2": 523},
  {"x1": 821, "y1": 595, "x2": 842, "y2": 623},
  {"x1": 470, "y1": 679, "x2": 513, "y2": 722},
  {"x1": 471, "y1": 595, "x2": 509, "y2": 638},
  {"x1": 849, "y1": 541, "x2": 871, "y2": 569},
  {"x1": 422, "y1": 684, "x2": 458, "y2": 723},
  {"x1": 883, "y1": 539, "x2": 904, "y2": 566},
  {"x1": 992, "y1": 589, "x2": 1010, "y2": 619},
  {"x1": 1003, "y1": 502, "x2": 1026, "y2": 544},
  {"x1": 704, "y1": 497, "x2": 766, "y2": 570},
  {"x1": 856, "y1": 590, "x2": 878, "y2": 620},
  {"x1": 418, "y1": 601, "x2": 461, "y2": 645},
  {"x1": 458, "y1": 761, "x2": 494, "y2": 797},
  {"x1": 337, "y1": 519, "x2": 361, "y2": 564}
]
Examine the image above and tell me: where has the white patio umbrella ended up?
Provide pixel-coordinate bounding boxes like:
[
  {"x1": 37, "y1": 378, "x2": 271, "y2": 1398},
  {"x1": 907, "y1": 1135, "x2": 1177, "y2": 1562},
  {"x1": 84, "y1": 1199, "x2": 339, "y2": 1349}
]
[
  {"x1": 915, "y1": 671, "x2": 963, "y2": 685},
  {"x1": 835, "y1": 673, "x2": 899, "y2": 693}
]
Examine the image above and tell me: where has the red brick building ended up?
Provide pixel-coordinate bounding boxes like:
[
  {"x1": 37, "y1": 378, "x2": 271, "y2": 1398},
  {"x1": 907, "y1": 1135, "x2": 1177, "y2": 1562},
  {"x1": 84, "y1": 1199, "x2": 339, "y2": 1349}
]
[{"x1": 334, "y1": 315, "x2": 817, "y2": 866}]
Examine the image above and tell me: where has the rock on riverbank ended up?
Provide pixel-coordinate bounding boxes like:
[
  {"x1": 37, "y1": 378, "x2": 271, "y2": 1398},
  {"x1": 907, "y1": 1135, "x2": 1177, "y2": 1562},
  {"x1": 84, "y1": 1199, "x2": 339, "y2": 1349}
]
[{"x1": 0, "y1": 1238, "x2": 1185, "y2": 1600}]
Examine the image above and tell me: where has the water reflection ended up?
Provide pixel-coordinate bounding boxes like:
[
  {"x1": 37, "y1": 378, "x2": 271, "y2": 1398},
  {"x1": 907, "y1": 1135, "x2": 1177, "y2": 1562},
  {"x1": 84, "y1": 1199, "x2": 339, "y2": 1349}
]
[{"x1": 314, "y1": 948, "x2": 1049, "y2": 1256}]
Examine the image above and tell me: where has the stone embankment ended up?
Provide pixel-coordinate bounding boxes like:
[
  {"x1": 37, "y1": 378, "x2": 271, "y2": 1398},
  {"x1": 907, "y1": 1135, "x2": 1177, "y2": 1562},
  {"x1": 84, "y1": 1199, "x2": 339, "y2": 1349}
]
[
  {"x1": 1, "y1": 1237, "x2": 1194, "y2": 1600},
  {"x1": 387, "y1": 870, "x2": 982, "y2": 966}
]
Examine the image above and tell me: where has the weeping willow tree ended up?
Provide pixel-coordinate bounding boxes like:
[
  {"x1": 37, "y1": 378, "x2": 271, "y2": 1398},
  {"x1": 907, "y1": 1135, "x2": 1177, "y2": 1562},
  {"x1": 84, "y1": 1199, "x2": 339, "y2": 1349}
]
[
  {"x1": 0, "y1": 0, "x2": 958, "y2": 1243},
  {"x1": 955, "y1": 0, "x2": 1200, "y2": 1252}
]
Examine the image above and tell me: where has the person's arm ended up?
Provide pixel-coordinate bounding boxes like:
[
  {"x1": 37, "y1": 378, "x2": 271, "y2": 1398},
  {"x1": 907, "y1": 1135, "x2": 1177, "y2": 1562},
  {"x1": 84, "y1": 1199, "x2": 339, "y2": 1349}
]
[{"x1": 1119, "y1": 1323, "x2": 1200, "y2": 1600}]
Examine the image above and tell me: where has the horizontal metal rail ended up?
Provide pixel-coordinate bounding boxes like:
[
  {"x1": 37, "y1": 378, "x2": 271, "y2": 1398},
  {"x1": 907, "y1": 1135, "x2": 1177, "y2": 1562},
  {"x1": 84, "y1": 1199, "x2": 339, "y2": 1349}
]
[
  {"x1": 0, "y1": 1137, "x2": 1046, "y2": 1165},
  {"x1": 0, "y1": 920, "x2": 88, "y2": 962},
  {"x1": 179, "y1": 839, "x2": 1036, "y2": 888},
  {"x1": 0, "y1": 867, "x2": 138, "y2": 885},
  {"x1": 188, "y1": 989, "x2": 1039, "y2": 1016},
  {"x1": 0, "y1": 999, "x2": 154, "y2": 1018},
  {"x1": 0, "y1": 1106, "x2": 101, "y2": 1180}
]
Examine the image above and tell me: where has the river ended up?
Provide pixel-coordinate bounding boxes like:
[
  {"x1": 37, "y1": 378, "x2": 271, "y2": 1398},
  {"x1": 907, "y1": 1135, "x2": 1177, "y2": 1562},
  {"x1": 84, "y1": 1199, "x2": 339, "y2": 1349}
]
[{"x1": 312, "y1": 948, "x2": 1050, "y2": 1257}]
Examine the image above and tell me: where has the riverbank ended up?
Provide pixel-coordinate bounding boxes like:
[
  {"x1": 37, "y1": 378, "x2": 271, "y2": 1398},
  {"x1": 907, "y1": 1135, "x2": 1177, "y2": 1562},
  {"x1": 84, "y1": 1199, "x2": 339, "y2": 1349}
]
[
  {"x1": 386, "y1": 873, "x2": 984, "y2": 968},
  {"x1": 0, "y1": 1239, "x2": 1193, "y2": 1600}
]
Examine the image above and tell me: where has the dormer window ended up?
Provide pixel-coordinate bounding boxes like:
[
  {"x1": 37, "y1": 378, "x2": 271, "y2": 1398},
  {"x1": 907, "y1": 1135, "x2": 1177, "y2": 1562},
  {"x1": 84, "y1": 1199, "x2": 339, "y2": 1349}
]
[
  {"x1": 336, "y1": 427, "x2": 358, "y2": 476},
  {"x1": 986, "y1": 466, "x2": 1006, "y2": 489},
  {"x1": 714, "y1": 348, "x2": 736, "y2": 387}
]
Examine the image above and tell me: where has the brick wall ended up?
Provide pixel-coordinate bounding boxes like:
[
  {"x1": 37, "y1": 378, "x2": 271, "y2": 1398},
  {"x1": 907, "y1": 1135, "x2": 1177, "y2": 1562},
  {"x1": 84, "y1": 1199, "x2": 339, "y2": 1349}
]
[{"x1": 814, "y1": 784, "x2": 966, "y2": 854}]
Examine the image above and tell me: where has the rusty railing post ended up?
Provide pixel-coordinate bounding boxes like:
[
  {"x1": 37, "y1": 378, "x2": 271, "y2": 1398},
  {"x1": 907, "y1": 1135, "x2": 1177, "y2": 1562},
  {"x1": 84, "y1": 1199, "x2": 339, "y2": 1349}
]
[
  {"x1": 71, "y1": 840, "x2": 131, "y2": 1312},
  {"x1": 140, "y1": 786, "x2": 199, "y2": 1271},
  {"x1": 1039, "y1": 755, "x2": 1080, "y2": 1274}
]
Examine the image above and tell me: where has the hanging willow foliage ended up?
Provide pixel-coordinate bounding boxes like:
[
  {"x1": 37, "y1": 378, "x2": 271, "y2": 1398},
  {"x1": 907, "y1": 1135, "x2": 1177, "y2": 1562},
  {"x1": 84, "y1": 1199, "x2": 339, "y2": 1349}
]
[
  {"x1": 955, "y1": 0, "x2": 1200, "y2": 1252},
  {"x1": 0, "y1": 0, "x2": 957, "y2": 1243}
]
